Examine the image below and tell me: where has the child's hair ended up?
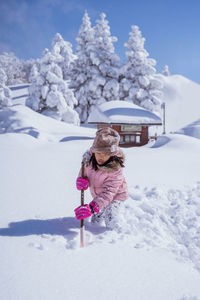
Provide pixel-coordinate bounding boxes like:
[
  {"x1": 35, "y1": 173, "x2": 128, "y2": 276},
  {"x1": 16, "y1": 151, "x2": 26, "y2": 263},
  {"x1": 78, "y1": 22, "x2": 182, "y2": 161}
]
[{"x1": 89, "y1": 153, "x2": 124, "y2": 171}]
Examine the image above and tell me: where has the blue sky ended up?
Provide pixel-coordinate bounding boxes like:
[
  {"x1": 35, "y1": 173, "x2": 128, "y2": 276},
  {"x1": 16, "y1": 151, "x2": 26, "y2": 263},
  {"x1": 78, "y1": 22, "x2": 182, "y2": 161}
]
[{"x1": 0, "y1": 0, "x2": 200, "y2": 83}]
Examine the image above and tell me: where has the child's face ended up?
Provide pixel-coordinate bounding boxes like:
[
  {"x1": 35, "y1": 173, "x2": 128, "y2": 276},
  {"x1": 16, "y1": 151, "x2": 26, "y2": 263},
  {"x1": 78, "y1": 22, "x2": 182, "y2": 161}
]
[{"x1": 94, "y1": 152, "x2": 111, "y2": 165}]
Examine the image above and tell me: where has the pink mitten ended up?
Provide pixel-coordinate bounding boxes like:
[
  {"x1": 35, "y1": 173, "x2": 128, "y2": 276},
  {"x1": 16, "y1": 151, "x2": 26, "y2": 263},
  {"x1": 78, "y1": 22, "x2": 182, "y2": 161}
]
[
  {"x1": 76, "y1": 177, "x2": 89, "y2": 190},
  {"x1": 74, "y1": 201, "x2": 99, "y2": 220}
]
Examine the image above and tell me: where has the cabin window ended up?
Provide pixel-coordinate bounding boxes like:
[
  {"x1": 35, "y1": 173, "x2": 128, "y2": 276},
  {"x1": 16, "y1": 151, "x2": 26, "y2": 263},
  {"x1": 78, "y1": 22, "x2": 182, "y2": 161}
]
[
  {"x1": 125, "y1": 135, "x2": 129, "y2": 143},
  {"x1": 119, "y1": 134, "x2": 141, "y2": 144},
  {"x1": 130, "y1": 135, "x2": 135, "y2": 143},
  {"x1": 136, "y1": 135, "x2": 140, "y2": 143},
  {"x1": 120, "y1": 135, "x2": 124, "y2": 143}
]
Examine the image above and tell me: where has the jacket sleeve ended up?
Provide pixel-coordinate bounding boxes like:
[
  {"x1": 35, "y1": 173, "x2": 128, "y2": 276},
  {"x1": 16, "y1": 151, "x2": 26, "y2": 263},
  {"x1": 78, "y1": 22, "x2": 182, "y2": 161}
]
[{"x1": 92, "y1": 169, "x2": 124, "y2": 210}]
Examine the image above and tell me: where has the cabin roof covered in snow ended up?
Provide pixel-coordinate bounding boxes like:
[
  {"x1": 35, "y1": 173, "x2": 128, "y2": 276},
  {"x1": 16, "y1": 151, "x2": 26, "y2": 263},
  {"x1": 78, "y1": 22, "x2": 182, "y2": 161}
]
[{"x1": 88, "y1": 101, "x2": 162, "y2": 125}]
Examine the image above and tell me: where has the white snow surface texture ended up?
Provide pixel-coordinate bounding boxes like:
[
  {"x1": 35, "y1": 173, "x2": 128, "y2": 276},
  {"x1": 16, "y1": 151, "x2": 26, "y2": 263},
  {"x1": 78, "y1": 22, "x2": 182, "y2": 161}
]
[{"x1": 1, "y1": 74, "x2": 200, "y2": 300}]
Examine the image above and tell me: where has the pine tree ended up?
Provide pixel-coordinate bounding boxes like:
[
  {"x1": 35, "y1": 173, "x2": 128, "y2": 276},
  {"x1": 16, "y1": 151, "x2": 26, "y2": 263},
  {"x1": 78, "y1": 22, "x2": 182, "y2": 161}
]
[
  {"x1": 0, "y1": 52, "x2": 26, "y2": 85},
  {"x1": 93, "y1": 13, "x2": 120, "y2": 102},
  {"x1": 22, "y1": 58, "x2": 36, "y2": 83},
  {"x1": 51, "y1": 33, "x2": 76, "y2": 80},
  {"x1": 120, "y1": 25, "x2": 163, "y2": 113},
  {"x1": 70, "y1": 11, "x2": 96, "y2": 122},
  {"x1": 0, "y1": 68, "x2": 12, "y2": 108},
  {"x1": 27, "y1": 48, "x2": 79, "y2": 125}
]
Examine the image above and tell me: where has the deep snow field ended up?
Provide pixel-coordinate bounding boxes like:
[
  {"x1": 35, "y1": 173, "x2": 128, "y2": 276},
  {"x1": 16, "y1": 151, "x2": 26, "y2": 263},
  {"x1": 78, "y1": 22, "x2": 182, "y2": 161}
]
[{"x1": 1, "y1": 75, "x2": 200, "y2": 300}]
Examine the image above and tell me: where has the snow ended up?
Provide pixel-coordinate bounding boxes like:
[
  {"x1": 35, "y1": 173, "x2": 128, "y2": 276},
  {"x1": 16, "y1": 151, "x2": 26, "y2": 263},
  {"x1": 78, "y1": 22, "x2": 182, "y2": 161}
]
[
  {"x1": 10, "y1": 84, "x2": 30, "y2": 104},
  {"x1": 88, "y1": 100, "x2": 162, "y2": 125},
  {"x1": 0, "y1": 104, "x2": 94, "y2": 142},
  {"x1": 161, "y1": 74, "x2": 200, "y2": 133},
  {"x1": 1, "y1": 80, "x2": 200, "y2": 300},
  {"x1": 176, "y1": 119, "x2": 200, "y2": 140}
]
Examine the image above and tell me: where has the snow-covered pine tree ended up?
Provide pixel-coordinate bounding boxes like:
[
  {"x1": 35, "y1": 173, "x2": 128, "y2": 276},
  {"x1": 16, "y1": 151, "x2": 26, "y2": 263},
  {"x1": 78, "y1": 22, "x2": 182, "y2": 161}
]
[
  {"x1": 51, "y1": 33, "x2": 76, "y2": 80},
  {"x1": 26, "y1": 48, "x2": 79, "y2": 125},
  {"x1": 120, "y1": 25, "x2": 163, "y2": 113},
  {"x1": 0, "y1": 52, "x2": 26, "y2": 85},
  {"x1": 93, "y1": 13, "x2": 120, "y2": 102},
  {"x1": 0, "y1": 68, "x2": 12, "y2": 108},
  {"x1": 162, "y1": 65, "x2": 170, "y2": 76},
  {"x1": 22, "y1": 58, "x2": 36, "y2": 83},
  {"x1": 70, "y1": 11, "x2": 96, "y2": 122}
]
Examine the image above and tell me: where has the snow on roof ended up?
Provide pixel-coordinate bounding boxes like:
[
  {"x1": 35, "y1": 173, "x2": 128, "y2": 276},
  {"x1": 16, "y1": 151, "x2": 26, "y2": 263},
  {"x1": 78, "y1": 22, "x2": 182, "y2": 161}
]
[{"x1": 88, "y1": 100, "x2": 162, "y2": 125}]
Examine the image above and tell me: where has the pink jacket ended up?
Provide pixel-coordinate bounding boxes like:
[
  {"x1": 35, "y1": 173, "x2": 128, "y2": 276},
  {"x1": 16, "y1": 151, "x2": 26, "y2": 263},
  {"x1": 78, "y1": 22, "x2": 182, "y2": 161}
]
[{"x1": 79, "y1": 150, "x2": 128, "y2": 210}]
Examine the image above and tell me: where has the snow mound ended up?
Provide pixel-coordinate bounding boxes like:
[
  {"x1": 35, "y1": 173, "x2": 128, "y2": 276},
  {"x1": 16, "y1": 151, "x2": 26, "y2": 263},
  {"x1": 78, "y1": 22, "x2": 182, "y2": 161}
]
[
  {"x1": 176, "y1": 119, "x2": 200, "y2": 140},
  {"x1": 0, "y1": 104, "x2": 95, "y2": 142},
  {"x1": 161, "y1": 74, "x2": 200, "y2": 133},
  {"x1": 10, "y1": 84, "x2": 29, "y2": 103},
  {"x1": 151, "y1": 133, "x2": 200, "y2": 150},
  {"x1": 71, "y1": 182, "x2": 200, "y2": 273}
]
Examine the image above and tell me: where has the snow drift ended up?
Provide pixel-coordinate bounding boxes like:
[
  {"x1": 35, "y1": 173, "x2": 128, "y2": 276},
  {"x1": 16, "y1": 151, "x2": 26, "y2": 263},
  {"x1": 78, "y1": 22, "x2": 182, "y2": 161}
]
[{"x1": 161, "y1": 74, "x2": 200, "y2": 133}]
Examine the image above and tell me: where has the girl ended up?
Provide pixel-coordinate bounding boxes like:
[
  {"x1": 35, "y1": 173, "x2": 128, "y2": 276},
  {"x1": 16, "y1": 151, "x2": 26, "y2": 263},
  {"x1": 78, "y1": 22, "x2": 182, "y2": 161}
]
[{"x1": 74, "y1": 127, "x2": 128, "y2": 230}]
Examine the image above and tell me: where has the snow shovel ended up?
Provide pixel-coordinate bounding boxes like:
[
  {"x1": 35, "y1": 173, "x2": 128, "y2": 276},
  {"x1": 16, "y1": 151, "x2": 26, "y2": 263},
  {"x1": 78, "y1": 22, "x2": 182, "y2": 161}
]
[{"x1": 80, "y1": 161, "x2": 85, "y2": 247}]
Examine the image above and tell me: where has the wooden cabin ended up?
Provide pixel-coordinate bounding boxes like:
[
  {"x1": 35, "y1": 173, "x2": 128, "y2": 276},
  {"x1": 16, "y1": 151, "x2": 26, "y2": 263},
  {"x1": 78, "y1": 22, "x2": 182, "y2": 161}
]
[{"x1": 88, "y1": 100, "x2": 162, "y2": 147}]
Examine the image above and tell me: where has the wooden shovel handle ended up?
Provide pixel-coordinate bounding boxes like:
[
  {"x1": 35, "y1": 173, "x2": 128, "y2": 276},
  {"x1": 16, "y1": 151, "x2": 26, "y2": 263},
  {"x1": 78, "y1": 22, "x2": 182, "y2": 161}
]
[{"x1": 80, "y1": 162, "x2": 85, "y2": 247}]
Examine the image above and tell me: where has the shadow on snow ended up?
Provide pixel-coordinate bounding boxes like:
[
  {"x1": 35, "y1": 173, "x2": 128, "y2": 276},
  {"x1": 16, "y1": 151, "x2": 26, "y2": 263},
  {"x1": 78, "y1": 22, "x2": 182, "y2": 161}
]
[
  {"x1": 0, "y1": 217, "x2": 107, "y2": 241},
  {"x1": 59, "y1": 136, "x2": 94, "y2": 142},
  {"x1": 150, "y1": 135, "x2": 171, "y2": 148}
]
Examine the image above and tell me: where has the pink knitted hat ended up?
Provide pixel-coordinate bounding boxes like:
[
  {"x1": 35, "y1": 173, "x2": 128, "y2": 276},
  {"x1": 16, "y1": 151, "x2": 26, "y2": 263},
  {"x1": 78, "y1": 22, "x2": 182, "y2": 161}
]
[{"x1": 91, "y1": 127, "x2": 120, "y2": 156}]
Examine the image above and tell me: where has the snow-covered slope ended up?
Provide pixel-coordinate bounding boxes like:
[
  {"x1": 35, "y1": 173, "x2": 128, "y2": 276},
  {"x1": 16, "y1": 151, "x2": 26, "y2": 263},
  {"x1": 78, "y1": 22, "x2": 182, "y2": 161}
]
[
  {"x1": 10, "y1": 74, "x2": 200, "y2": 137},
  {"x1": 9, "y1": 84, "x2": 29, "y2": 105},
  {"x1": 176, "y1": 118, "x2": 200, "y2": 139},
  {"x1": 1, "y1": 103, "x2": 200, "y2": 300},
  {"x1": 0, "y1": 104, "x2": 95, "y2": 142},
  {"x1": 161, "y1": 74, "x2": 200, "y2": 133}
]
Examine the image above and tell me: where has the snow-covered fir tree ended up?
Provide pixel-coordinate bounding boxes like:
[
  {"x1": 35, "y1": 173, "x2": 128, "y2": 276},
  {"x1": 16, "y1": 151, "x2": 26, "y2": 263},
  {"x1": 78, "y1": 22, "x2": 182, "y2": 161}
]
[
  {"x1": 93, "y1": 13, "x2": 120, "y2": 101},
  {"x1": 0, "y1": 52, "x2": 26, "y2": 85},
  {"x1": 22, "y1": 58, "x2": 36, "y2": 83},
  {"x1": 70, "y1": 11, "x2": 96, "y2": 122},
  {"x1": 51, "y1": 33, "x2": 76, "y2": 80},
  {"x1": 162, "y1": 65, "x2": 170, "y2": 76},
  {"x1": 26, "y1": 48, "x2": 79, "y2": 125},
  {"x1": 120, "y1": 25, "x2": 163, "y2": 113},
  {"x1": 0, "y1": 68, "x2": 12, "y2": 108},
  {"x1": 70, "y1": 12, "x2": 120, "y2": 122}
]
